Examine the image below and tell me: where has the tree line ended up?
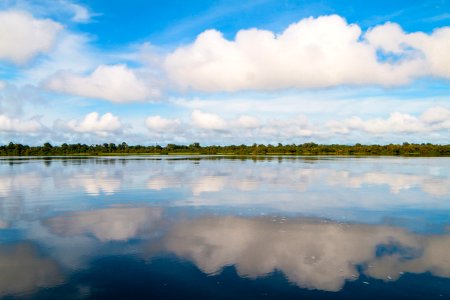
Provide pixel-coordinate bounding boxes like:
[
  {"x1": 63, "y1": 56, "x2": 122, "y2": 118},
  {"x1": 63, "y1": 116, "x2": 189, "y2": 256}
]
[{"x1": 1, "y1": 142, "x2": 449, "y2": 156}]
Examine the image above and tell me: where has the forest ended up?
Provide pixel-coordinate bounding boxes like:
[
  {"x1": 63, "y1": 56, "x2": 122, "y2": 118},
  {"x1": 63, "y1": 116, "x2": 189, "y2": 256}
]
[{"x1": 1, "y1": 142, "x2": 449, "y2": 156}]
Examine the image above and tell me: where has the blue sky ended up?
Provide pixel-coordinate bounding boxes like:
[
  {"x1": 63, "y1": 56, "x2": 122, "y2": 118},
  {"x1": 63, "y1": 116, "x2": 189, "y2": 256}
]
[{"x1": 0, "y1": 0, "x2": 449, "y2": 145}]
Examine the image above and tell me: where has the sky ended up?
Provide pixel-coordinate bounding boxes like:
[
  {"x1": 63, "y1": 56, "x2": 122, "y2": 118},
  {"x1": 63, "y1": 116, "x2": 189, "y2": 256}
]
[{"x1": 0, "y1": 0, "x2": 450, "y2": 146}]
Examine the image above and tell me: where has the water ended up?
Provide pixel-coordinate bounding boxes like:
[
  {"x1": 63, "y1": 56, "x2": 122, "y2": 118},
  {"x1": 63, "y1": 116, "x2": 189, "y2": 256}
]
[{"x1": 0, "y1": 156, "x2": 449, "y2": 299}]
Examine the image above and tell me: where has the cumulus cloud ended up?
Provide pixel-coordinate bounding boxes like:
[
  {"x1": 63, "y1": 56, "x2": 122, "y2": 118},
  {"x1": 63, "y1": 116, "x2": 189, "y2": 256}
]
[
  {"x1": 0, "y1": 115, "x2": 42, "y2": 132},
  {"x1": 327, "y1": 106, "x2": 450, "y2": 135},
  {"x1": 365, "y1": 22, "x2": 450, "y2": 79},
  {"x1": 191, "y1": 109, "x2": 227, "y2": 130},
  {"x1": 0, "y1": 10, "x2": 62, "y2": 64},
  {"x1": 45, "y1": 64, "x2": 160, "y2": 102},
  {"x1": 149, "y1": 112, "x2": 263, "y2": 134},
  {"x1": 421, "y1": 106, "x2": 450, "y2": 124},
  {"x1": 65, "y1": 112, "x2": 122, "y2": 136},
  {"x1": 179, "y1": 111, "x2": 313, "y2": 141},
  {"x1": 262, "y1": 116, "x2": 313, "y2": 137},
  {"x1": 162, "y1": 216, "x2": 450, "y2": 292},
  {"x1": 164, "y1": 15, "x2": 450, "y2": 92},
  {"x1": 190, "y1": 110, "x2": 276, "y2": 133},
  {"x1": 233, "y1": 115, "x2": 260, "y2": 129},
  {"x1": 146, "y1": 115, "x2": 181, "y2": 132},
  {"x1": 14, "y1": 31, "x2": 102, "y2": 88},
  {"x1": 142, "y1": 105, "x2": 449, "y2": 143}
]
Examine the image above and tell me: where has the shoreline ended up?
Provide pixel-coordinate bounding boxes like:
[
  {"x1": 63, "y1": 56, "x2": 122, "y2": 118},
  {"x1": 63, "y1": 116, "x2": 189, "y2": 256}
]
[
  {"x1": 1, "y1": 153, "x2": 449, "y2": 158},
  {"x1": 1, "y1": 142, "x2": 449, "y2": 157}
]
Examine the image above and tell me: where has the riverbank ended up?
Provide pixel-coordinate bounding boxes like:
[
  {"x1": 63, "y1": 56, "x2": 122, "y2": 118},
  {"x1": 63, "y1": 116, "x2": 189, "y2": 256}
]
[{"x1": 1, "y1": 142, "x2": 449, "y2": 157}]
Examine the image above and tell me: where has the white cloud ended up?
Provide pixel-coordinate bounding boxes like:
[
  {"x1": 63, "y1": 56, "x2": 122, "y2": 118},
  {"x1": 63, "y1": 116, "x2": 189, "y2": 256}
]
[
  {"x1": 0, "y1": 1, "x2": 94, "y2": 23},
  {"x1": 45, "y1": 64, "x2": 160, "y2": 102},
  {"x1": 365, "y1": 22, "x2": 450, "y2": 79},
  {"x1": 140, "y1": 104, "x2": 450, "y2": 144},
  {"x1": 264, "y1": 116, "x2": 313, "y2": 137},
  {"x1": 421, "y1": 106, "x2": 450, "y2": 124},
  {"x1": 189, "y1": 111, "x2": 261, "y2": 132},
  {"x1": 328, "y1": 106, "x2": 450, "y2": 135},
  {"x1": 329, "y1": 113, "x2": 422, "y2": 134},
  {"x1": 191, "y1": 109, "x2": 227, "y2": 130},
  {"x1": 164, "y1": 15, "x2": 450, "y2": 92},
  {"x1": 66, "y1": 2, "x2": 91, "y2": 23},
  {"x1": 0, "y1": 114, "x2": 42, "y2": 132},
  {"x1": 148, "y1": 112, "x2": 261, "y2": 135},
  {"x1": 145, "y1": 115, "x2": 181, "y2": 132},
  {"x1": 66, "y1": 112, "x2": 122, "y2": 136},
  {"x1": 233, "y1": 115, "x2": 260, "y2": 129},
  {"x1": 0, "y1": 10, "x2": 62, "y2": 64},
  {"x1": 13, "y1": 31, "x2": 97, "y2": 87}
]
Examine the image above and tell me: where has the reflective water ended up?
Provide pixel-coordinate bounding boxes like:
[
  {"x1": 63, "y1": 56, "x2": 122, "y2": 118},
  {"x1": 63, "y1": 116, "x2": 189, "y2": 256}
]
[{"x1": 0, "y1": 156, "x2": 449, "y2": 299}]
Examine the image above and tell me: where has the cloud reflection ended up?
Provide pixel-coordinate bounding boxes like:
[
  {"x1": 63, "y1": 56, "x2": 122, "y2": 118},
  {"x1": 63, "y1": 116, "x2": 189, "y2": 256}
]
[
  {"x1": 162, "y1": 216, "x2": 450, "y2": 292},
  {"x1": 191, "y1": 176, "x2": 227, "y2": 196},
  {"x1": 145, "y1": 160, "x2": 450, "y2": 198},
  {"x1": 0, "y1": 172, "x2": 45, "y2": 197},
  {"x1": 0, "y1": 219, "x2": 8, "y2": 228},
  {"x1": 325, "y1": 170, "x2": 450, "y2": 196},
  {"x1": 44, "y1": 207, "x2": 162, "y2": 241},
  {"x1": 0, "y1": 243, "x2": 62, "y2": 297},
  {"x1": 1, "y1": 157, "x2": 449, "y2": 226},
  {"x1": 63, "y1": 171, "x2": 122, "y2": 196}
]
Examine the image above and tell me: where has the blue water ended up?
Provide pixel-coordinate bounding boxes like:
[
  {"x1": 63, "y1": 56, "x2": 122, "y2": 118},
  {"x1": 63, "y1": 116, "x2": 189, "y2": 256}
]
[{"x1": 0, "y1": 156, "x2": 449, "y2": 299}]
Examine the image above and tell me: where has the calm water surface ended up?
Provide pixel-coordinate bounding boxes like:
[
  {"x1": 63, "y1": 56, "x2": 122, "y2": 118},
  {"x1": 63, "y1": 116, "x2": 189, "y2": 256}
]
[{"x1": 0, "y1": 156, "x2": 449, "y2": 299}]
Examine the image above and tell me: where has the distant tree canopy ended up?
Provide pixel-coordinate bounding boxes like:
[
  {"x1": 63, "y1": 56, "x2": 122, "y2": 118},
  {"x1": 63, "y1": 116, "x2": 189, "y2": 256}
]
[{"x1": 0, "y1": 142, "x2": 449, "y2": 156}]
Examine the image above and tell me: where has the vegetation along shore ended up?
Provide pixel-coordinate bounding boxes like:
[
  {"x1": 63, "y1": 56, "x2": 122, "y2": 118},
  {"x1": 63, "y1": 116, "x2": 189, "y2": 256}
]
[{"x1": 1, "y1": 142, "x2": 449, "y2": 156}]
